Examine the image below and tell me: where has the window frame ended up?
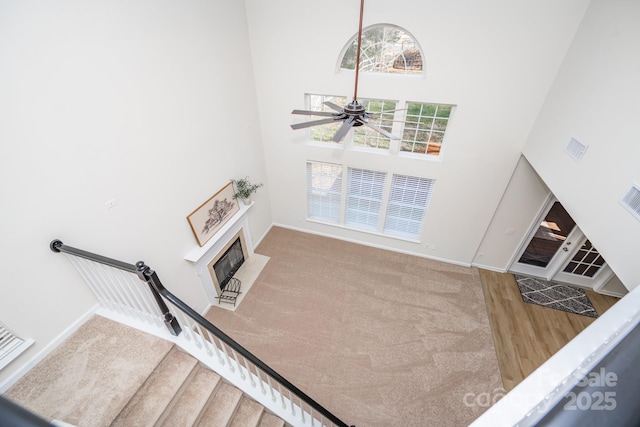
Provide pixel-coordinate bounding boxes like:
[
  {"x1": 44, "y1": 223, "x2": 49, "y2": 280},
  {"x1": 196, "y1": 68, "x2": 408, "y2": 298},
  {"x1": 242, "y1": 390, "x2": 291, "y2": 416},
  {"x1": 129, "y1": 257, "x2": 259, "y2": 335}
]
[
  {"x1": 345, "y1": 167, "x2": 387, "y2": 231},
  {"x1": 306, "y1": 161, "x2": 436, "y2": 242},
  {"x1": 337, "y1": 24, "x2": 425, "y2": 76},
  {"x1": 302, "y1": 94, "x2": 454, "y2": 160},
  {"x1": 306, "y1": 161, "x2": 344, "y2": 224},
  {"x1": 383, "y1": 174, "x2": 435, "y2": 239}
]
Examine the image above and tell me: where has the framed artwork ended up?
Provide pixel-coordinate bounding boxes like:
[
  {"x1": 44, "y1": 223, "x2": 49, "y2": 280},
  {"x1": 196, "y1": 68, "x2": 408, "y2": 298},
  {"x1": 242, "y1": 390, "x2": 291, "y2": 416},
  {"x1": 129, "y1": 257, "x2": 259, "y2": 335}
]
[{"x1": 187, "y1": 182, "x2": 240, "y2": 247}]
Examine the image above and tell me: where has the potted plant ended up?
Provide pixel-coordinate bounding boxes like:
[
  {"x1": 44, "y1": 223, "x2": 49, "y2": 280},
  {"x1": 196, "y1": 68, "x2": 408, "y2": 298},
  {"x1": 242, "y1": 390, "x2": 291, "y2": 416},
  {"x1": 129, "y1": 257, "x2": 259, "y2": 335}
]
[{"x1": 231, "y1": 177, "x2": 263, "y2": 205}]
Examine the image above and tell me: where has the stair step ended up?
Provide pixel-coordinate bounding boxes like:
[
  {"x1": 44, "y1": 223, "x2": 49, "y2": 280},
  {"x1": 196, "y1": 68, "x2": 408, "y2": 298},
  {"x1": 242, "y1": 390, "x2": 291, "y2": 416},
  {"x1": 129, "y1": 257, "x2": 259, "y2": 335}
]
[
  {"x1": 111, "y1": 346, "x2": 197, "y2": 426},
  {"x1": 229, "y1": 396, "x2": 264, "y2": 427},
  {"x1": 5, "y1": 316, "x2": 290, "y2": 427},
  {"x1": 195, "y1": 382, "x2": 243, "y2": 427},
  {"x1": 257, "y1": 412, "x2": 286, "y2": 427},
  {"x1": 3, "y1": 316, "x2": 174, "y2": 427},
  {"x1": 158, "y1": 364, "x2": 221, "y2": 426}
]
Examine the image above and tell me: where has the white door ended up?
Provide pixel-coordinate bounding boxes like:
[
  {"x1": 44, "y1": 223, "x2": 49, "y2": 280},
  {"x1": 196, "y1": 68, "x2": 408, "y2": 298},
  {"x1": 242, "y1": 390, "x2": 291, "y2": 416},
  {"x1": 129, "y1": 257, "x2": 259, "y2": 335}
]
[
  {"x1": 553, "y1": 238, "x2": 613, "y2": 289},
  {"x1": 510, "y1": 198, "x2": 613, "y2": 289}
]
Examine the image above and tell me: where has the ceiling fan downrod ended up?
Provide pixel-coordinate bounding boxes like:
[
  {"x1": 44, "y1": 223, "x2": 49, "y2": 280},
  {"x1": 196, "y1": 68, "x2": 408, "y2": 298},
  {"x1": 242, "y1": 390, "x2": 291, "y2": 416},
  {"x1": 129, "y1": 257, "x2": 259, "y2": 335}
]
[
  {"x1": 352, "y1": 0, "x2": 365, "y2": 103},
  {"x1": 290, "y1": 0, "x2": 399, "y2": 142}
]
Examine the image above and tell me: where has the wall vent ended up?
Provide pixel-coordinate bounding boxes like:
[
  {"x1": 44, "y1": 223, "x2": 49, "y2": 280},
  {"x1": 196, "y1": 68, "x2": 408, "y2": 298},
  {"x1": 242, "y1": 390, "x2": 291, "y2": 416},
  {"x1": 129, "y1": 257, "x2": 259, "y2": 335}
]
[
  {"x1": 565, "y1": 137, "x2": 588, "y2": 161},
  {"x1": 621, "y1": 183, "x2": 640, "y2": 222}
]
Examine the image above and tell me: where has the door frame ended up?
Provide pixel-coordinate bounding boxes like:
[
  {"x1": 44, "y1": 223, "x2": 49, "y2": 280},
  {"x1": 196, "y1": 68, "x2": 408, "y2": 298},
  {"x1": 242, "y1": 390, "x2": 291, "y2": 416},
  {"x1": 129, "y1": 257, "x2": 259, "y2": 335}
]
[{"x1": 509, "y1": 197, "x2": 613, "y2": 290}]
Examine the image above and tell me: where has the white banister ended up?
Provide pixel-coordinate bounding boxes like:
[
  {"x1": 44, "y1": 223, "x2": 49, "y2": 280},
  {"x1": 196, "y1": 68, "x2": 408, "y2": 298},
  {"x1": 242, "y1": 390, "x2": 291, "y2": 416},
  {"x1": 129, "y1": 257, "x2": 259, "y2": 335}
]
[
  {"x1": 62, "y1": 254, "x2": 343, "y2": 427},
  {"x1": 67, "y1": 255, "x2": 165, "y2": 328},
  {"x1": 471, "y1": 283, "x2": 640, "y2": 426}
]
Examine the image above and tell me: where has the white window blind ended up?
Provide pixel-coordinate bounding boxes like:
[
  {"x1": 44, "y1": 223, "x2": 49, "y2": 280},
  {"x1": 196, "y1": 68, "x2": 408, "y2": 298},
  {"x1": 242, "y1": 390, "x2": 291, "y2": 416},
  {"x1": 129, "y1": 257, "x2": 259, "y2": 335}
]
[
  {"x1": 384, "y1": 174, "x2": 435, "y2": 238},
  {"x1": 346, "y1": 168, "x2": 386, "y2": 230},
  {"x1": 0, "y1": 321, "x2": 34, "y2": 370},
  {"x1": 307, "y1": 161, "x2": 343, "y2": 223},
  {"x1": 0, "y1": 323, "x2": 23, "y2": 360}
]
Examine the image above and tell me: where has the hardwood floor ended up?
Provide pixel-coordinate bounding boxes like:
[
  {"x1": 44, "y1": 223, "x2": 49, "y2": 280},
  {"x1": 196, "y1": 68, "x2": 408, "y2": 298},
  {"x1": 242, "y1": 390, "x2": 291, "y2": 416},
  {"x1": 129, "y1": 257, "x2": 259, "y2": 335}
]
[{"x1": 479, "y1": 269, "x2": 620, "y2": 392}]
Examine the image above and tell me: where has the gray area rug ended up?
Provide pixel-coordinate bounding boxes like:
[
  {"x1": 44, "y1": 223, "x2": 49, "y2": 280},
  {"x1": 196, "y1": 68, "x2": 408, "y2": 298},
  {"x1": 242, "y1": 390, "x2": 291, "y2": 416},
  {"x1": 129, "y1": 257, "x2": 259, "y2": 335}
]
[{"x1": 515, "y1": 275, "x2": 598, "y2": 318}]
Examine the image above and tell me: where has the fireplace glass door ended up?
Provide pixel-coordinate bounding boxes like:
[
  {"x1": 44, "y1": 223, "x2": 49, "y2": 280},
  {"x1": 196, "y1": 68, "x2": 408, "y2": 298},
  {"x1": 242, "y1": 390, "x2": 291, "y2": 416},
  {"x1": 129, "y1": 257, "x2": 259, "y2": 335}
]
[{"x1": 213, "y1": 238, "x2": 244, "y2": 290}]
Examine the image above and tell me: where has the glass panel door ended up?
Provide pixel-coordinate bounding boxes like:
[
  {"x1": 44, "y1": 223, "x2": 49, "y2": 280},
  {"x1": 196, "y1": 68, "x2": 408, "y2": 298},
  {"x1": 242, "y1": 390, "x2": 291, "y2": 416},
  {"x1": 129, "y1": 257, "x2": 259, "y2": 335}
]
[
  {"x1": 510, "y1": 198, "x2": 614, "y2": 289},
  {"x1": 517, "y1": 201, "x2": 576, "y2": 268},
  {"x1": 554, "y1": 239, "x2": 613, "y2": 288},
  {"x1": 562, "y1": 240, "x2": 606, "y2": 277}
]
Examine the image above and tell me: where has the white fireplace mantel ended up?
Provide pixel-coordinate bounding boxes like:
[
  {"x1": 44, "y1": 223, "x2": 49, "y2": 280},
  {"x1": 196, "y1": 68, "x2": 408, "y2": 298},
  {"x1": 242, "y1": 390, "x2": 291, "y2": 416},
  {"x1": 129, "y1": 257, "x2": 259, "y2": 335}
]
[{"x1": 184, "y1": 202, "x2": 255, "y2": 303}]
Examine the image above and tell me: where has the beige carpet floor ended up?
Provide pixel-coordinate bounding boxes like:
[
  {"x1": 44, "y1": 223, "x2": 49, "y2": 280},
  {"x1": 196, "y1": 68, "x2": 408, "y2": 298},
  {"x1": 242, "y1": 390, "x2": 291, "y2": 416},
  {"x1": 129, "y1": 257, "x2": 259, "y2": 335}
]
[
  {"x1": 206, "y1": 226, "x2": 502, "y2": 427},
  {"x1": 5, "y1": 315, "x2": 174, "y2": 426}
]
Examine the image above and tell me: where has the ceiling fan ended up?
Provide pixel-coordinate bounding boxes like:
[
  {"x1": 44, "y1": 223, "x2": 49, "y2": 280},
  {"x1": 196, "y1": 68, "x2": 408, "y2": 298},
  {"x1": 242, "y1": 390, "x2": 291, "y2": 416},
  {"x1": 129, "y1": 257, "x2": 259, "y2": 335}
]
[{"x1": 290, "y1": 0, "x2": 400, "y2": 143}]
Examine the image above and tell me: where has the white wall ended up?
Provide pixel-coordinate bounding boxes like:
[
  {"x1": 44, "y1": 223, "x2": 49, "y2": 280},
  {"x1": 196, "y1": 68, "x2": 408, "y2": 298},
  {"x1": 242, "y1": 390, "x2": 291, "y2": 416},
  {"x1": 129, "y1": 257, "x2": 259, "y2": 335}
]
[
  {"x1": 0, "y1": 0, "x2": 271, "y2": 385},
  {"x1": 473, "y1": 157, "x2": 551, "y2": 271},
  {"x1": 522, "y1": 0, "x2": 640, "y2": 289},
  {"x1": 246, "y1": 0, "x2": 590, "y2": 265}
]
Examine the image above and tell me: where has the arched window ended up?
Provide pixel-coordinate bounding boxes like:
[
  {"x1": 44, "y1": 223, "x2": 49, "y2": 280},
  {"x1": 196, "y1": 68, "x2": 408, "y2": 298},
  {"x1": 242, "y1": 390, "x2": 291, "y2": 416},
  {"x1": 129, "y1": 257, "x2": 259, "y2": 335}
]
[{"x1": 339, "y1": 24, "x2": 423, "y2": 75}]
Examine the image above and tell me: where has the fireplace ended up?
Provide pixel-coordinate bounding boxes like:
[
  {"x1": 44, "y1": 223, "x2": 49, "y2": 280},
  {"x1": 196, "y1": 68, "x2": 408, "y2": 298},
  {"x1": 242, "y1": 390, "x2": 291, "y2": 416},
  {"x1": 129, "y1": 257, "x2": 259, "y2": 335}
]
[
  {"x1": 184, "y1": 201, "x2": 268, "y2": 308},
  {"x1": 206, "y1": 229, "x2": 249, "y2": 296},
  {"x1": 212, "y1": 237, "x2": 244, "y2": 290}
]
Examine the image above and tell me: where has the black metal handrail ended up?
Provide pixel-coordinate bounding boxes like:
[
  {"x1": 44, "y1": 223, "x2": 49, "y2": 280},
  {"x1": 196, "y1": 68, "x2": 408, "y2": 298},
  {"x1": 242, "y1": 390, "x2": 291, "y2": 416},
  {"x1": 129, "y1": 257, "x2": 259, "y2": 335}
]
[
  {"x1": 50, "y1": 240, "x2": 181, "y2": 336},
  {"x1": 0, "y1": 395, "x2": 53, "y2": 427},
  {"x1": 50, "y1": 239, "x2": 353, "y2": 427}
]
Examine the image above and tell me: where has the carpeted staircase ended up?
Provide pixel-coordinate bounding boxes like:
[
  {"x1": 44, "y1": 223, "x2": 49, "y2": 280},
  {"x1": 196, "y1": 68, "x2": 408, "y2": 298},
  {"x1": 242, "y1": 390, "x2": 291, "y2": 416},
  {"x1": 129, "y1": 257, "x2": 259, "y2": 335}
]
[
  {"x1": 111, "y1": 346, "x2": 287, "y2": 427},
  {"x1": 4, "y1": 315, "x2": 288, "y2": 427}
]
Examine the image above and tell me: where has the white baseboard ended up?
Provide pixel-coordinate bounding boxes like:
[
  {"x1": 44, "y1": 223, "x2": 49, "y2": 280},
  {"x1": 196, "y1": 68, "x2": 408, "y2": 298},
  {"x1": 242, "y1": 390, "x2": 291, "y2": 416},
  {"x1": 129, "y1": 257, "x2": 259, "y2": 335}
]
[
  {"x1": 0, "y1": 305, "x2": 99, "y2": 393},
  {"x1": 253, "y1": 223, "x2": 273, "y2": 250},
  {"x1": 593, "y1": 287, "x2": 628, "y2": 298},
  {"x1": 471, "y1": 263, "x2": 508, "y2": 273},
  {"x1": 272, "y1": 222, "x2": 472, "y2": 268}
]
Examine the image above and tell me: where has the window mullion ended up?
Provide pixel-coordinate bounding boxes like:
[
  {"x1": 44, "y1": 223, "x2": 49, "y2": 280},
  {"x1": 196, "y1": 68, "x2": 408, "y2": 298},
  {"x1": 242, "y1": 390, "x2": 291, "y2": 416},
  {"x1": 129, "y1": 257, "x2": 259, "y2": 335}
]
[
  {"x1": 343, "y1": 93, "x2": 355, "y2": 146},
  {"x1": 339, "y1": 166, "x2": 348, "y2": 225},
  {"x1": 389, "y1": 99, "x2": 407, "y2": 155},
  {"x1": 377, "y1": 174, "x2": 393, "y2": 232}
]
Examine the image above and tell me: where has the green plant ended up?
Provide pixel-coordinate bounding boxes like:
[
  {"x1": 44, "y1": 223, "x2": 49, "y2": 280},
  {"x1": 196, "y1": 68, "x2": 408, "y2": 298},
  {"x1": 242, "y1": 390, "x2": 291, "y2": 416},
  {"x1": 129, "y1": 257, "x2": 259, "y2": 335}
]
[{"x1": 231, "y1": 177, "x2": 263, "y2": 200}]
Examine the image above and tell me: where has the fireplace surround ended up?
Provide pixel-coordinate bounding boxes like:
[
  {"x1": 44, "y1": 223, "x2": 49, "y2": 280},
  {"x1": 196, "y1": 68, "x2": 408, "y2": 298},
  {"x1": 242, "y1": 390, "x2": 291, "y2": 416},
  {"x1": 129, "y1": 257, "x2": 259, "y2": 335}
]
[{"x1": 184, "y1": 202, "x2": 260, "y2": 305}]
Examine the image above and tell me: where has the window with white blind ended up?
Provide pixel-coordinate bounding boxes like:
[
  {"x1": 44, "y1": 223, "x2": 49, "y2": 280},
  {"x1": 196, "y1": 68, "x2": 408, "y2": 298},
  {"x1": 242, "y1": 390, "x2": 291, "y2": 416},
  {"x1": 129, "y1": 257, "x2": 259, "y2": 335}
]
[
  {"x1": 306, "y1": 161, "x2": 343, "y2": 223},
  {"x1": 346, "y1": 168, "x2": 387, "y2": 230},
  {"x1": 0, "y1": 321, "x2": 33, "y2": 370},
  {"x1": 384, "y1": 174, "x2": 435, "y2": 238},
  {"x1": 307, "y1": 161, "x2": 435, "y2": 240}
]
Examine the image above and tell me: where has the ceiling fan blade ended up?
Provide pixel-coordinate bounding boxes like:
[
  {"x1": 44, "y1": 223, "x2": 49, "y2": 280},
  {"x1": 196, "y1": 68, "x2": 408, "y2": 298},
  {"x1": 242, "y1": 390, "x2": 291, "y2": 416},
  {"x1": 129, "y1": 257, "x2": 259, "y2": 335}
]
[
  {"x1": 362, "y1": 121, "x2": 400, "y2": 140},
  {"x1": 292, "y1": 109, "x2": 338, "y2": 117},
  {"x1": 361, "y1": 99, "x2": 369, "y2": 108},
  {"x1": 332, "y1": 118, "x2": 356, "y2": 142},
  {"x1": 324, "y1": 101, "x2": 345, "y2": 113},
  {"x1": 291, "y1": 117, "x2": 342, "y2": 130}
]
